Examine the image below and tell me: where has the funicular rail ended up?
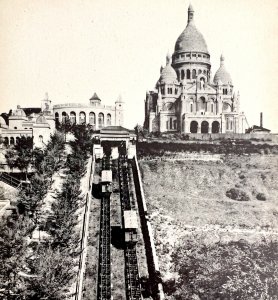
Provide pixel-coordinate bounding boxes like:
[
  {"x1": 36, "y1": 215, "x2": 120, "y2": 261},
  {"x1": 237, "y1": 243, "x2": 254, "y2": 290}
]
[
  {"x1": 97, "y1": 156, "x2": 112, "y2": 300},
  {"x1": 119, "y1": 155, "x2": 142, "y2": 300}
]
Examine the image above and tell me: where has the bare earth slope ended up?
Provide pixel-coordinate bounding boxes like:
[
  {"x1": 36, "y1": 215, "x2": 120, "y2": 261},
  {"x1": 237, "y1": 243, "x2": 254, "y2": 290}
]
[
  {"x1": 140, "y1": 154, "x2": 278, "y2": 228},
  {"x1": 140, "y1": 154, "x2": 278, "y2": 283}
]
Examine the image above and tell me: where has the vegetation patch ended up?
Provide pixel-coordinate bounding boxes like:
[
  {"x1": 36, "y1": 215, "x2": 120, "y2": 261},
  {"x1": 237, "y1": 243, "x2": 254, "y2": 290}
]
[
  {"x1": 137, "y1": 140, "x2": 278, "y2": 158},
  {"x1": 0, "y1": 124, "x2": 95, "y2": 298},
  {"x1": 226, "y1": 188, "x2": 250, "y2": 201},
  {"x1": 256, "y1": 192, "x2": 267, "y2": 201},
  {"x1": 165, "y1": 235, "x2": 278, "y2": 300}
]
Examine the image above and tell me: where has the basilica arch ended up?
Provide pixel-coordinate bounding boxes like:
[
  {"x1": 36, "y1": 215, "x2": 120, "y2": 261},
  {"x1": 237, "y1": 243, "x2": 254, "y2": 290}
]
[
  {"x1": 70, "y1": 111, "x2": 76, "y2": 124},
  {"x1": 212, "y1": 121, "x2": 220, "y2": 133},
  {"x1": 190, "y1": 121, "x2": 198, "y2": 133},
  {"x1": 79, "y1": 111, "x2": 86, "y2": 124},
  {"x1": 201, "y1": 121, "x2": 209, "y2": 133}
]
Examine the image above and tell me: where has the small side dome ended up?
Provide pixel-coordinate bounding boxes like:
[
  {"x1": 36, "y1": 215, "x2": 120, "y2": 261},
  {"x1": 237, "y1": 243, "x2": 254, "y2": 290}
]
[
  {"x1": 36, "y1": 114, "x2": 48, "y2": 124},
  {"x1": 115, "y1": 94, "x2": 124, "y2": 103},
  {"x1": 159, "y1": 54, "x2": 178, "y2": 84},
  {"x1": 213, "y1": 55, "x2": 233, "y2": 85},
  {"x1": 12, "y1": 105, "x2": 26, "y2": 117},
  {"x1": 0, "y1": 116, "x2": 7, "y2": 127}
]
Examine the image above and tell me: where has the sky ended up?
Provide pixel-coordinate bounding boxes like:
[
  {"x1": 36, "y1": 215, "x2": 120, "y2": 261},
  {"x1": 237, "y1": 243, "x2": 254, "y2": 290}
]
[{"x1": 0, "y1": 0, "x2": 277, "y2": 132}]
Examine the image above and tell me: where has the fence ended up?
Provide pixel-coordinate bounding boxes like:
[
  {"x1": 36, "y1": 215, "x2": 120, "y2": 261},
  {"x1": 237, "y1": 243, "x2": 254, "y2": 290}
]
[
  {"x1": 132, "y1": 154, "x2": 165, "y2": 300},
  {"x1": 75, "y1": 155, "x2": 95, "y2": 300}
]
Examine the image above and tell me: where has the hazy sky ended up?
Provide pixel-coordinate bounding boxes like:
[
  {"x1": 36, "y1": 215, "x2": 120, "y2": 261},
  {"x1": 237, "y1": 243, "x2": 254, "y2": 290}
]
[{"x1": 0, "y1": 0, "x2": 277, "y2": 131}]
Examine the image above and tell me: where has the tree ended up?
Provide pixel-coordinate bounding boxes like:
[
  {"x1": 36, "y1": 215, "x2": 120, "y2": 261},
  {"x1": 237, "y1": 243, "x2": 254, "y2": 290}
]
[
  {"x1": 5, "y1": 136, "x2": 33, "y2": 180},
  {"x1": 23, "y1": 245, "x2": 74, "y2": 299},
  {"x1": 70, "y1": 123, "x2": 93, "y2": 155},
  {"x1": 0, "y1": 217, "x2": 34, "y2": 298}
]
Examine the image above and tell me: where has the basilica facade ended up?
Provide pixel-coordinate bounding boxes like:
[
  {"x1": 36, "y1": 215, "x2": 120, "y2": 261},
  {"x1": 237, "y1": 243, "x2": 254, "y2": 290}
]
[{"x1": 144, "y1": 5, "x2": 246, "y2": 134}]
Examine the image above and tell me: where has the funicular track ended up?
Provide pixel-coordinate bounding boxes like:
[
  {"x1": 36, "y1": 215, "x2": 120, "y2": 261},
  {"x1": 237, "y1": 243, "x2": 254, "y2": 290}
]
[
  {"x1": 97, "y1": 156, "x2": 112, "y2": 300},
  {"x1": 118, "y1": 154, "x2": 142, "y2": 300}
]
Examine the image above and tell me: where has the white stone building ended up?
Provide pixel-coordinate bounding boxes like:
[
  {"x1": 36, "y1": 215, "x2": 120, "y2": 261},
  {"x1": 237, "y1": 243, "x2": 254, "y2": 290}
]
[
  {"x1": 53, "y1": 93, "x2": 124, "y2": 130},
  {"x1": 144, "y1": 4, "x2": 247, "y2": 134},
  {"x1": 0, "y1": 92, "x2": 125, "y2": 148},
  {"x1": 0, "y1": 94, "x2": 55, "y2": 148}
]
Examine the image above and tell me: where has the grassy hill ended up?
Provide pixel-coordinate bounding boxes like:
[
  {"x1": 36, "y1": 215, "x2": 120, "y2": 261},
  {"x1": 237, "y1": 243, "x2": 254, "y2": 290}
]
[
  {"x1": 140, "y1": 154, "x2": 278, "y2": 229},
  {"x1": 139, "y1": 153, "x2": 278, "y2": 298}
]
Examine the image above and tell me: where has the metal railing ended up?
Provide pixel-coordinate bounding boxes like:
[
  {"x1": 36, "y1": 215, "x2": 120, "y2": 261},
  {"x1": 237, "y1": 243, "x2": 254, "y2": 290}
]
[{"x1": 0, "y1": 172, "x2": 22, "y2": 189}]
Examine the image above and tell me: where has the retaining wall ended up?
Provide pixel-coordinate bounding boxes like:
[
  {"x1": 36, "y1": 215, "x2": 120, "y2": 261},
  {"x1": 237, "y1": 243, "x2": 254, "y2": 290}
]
[
  {"x1": 132, "y1": 154, "x2": 165, "y2": 300},
  {"x1": 75, "y1": 155, "x2": 95, "y2": 300}
]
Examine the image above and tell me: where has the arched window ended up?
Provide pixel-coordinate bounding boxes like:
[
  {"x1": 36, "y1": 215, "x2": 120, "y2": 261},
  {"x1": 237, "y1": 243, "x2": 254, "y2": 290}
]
[
  {"x1": 10, "y1": 137, "x2": 15, "y2": 145},
  {"x1": 39, "y1": 135, "x2": 43, "y2": 142},
  {"x1": 107, "y1": 113, "x2": 111, "y2": 126},
  {"x1": 200, "y1": 77, "x2": 205, "y2": 89},
  {"x1": 79, "y1": 111, "x2": 86, "y2": 124},
  {"x1": 98, "y1": 113, "x2": 104, "y2": 128},
  {"x1": 176, "y1": 70, "x2": 180, "y2": 81},
  {"x1": 181, "y1": 70, "x2": 185, "y2": 80},
  {"x1": 201, "y1": 121, "x2": 209, "y2": 133},
  {"x1": 230, "y1": 120, "x2": 233, "y2": 130},
  {"x1": 190, "y1": 103, "x2": 193, "y2": 113},
  {"x1": 173, "y1": 120, "x2": 177, "y2": 130},
  {"x1": 190, "y1": 121, "x2": 198, "y2": 133},
  {"x1": 55, "y1": 112, "x2": 59, "y2": 123},
  {"x1": 170, "y1": 118, "x2": 172, "y2": 129},
  {"x1": 16, "y1": 137, "x2": 20, "y2": 144},
  {"x1": 211, "y1": 103, "x2": 214, "y2": 113},
  {"x1": 4, "y1": 137, "x2": 9, "y2": 145},
  {"x1": 186, "y1": 69, "x2": 190, "y2": 79},
  {"x1": 182, "y1": 114, "x2": 185, "y2": 132},
  {"x1": 212, "y1": 121, "x2": 220, "y2": 133},
  {"x1": 70, "y1": 111, "x2": 76, "y2": 124},
  {"x1": 62, "y1": 112, "x2": 67, "y2": 123},
  {"x1": 192, "y1": 69, "x2": 197, "y2": 79},
  {"x1": 199, "y1": 97, "x2": 206, "y2": 111},
  {"x1": 89, "y1": 112, "x2": 95, "y2": 125},
  {"x1": 198, "y1": 69, "x2": 202, "y2": 75}
]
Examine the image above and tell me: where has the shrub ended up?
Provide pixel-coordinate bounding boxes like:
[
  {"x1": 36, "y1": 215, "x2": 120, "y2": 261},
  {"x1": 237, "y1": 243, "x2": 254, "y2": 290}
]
[
  {"x1": 170, "y1": 237, "x2": 278, "y2": 299},
  {"x1": 256, "y1": 193, "x2": 266, "y2": 201},
  {"x1": 226, "y1": 188, "x2": 250, "y2": 201},
  {"x1": 264, "y1": 147, "x2": 271, "y2": 154},
  {"x1": 239, "y1": 174, "x2": 245, "y2": 179}
]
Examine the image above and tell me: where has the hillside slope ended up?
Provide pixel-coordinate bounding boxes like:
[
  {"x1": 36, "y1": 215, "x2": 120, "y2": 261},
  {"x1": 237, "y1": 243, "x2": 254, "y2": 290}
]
[{"x1": 140, "y1": 154, "x2": 278, "y2": 228}]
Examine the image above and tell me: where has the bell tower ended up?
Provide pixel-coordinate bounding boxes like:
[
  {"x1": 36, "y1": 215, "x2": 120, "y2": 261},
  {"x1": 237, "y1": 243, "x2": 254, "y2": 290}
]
[
  {"x1": 115, "y1": 94, "x2": 124, "y2": 126},
  {"x1": 41, "y1": 92, "x2": 52, "y2": 114}
]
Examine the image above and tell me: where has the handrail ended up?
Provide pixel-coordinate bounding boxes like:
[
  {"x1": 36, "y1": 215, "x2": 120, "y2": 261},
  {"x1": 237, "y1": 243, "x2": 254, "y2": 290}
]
[{"x1": 0, "y1": 172, "x2": 22, "y2": 189}]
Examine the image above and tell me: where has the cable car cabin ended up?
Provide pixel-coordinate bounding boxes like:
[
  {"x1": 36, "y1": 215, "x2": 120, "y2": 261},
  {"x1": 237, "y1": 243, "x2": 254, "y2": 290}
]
[
  {"x1": 124, "y1": 210, "x2": 138, "y2": 244},
  {"x1": 101, "y1": 170, "x2": 112, "y2": 194},
  {"x1": 127, "y1": 144, "x2": 136, "y2": 159},
  {"x1": 111, "y1": 147, "x2": 119, "y2": 160},
  {"x1": 93, "y1": 144, "x2": 103, "y2": 160}
]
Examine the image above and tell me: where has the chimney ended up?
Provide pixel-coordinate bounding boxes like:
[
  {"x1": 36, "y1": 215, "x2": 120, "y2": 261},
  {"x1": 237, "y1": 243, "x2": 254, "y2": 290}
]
[{"x1": 260, "y1": 112, "x2": 263, "y2": 128}]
